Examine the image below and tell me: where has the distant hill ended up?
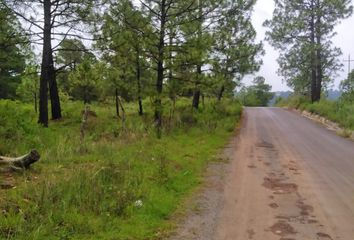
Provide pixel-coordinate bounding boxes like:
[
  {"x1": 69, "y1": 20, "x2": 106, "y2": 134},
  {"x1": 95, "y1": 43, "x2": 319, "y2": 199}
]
[
  {"x1": 269, "y1": 91, "x2": 293, "y2": 106},
  {"x1": 326, "y1": 89, "x2": 341, "y2": 100},
  {"x1": 268, "y1": 90, "x2": 342, "y2": 106}
]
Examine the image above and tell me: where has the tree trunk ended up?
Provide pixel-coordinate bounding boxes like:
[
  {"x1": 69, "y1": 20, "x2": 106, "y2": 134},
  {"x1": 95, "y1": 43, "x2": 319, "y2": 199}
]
[
  {"x1": 136, "y1": 48, "x2": 143, "y2": 116},
  {"x1": 44, "y1": 0, "x2": 61, "y2": 120},
  {"x1": 155, "y1": 0, "x2": 167, "y2": 138},
  {"x1": 218, "y1": 85, "x2": 225, "y2": 101},
  {"x1": 118, "y1": 96, "x2": 126, "y2": 129},
  {"x1": 309, "y1": 3, "x2": 317, "y2": 103},
  {"x1": 83, "y1": 88, "x2": 89, "y2": 105},
  {"x1": 168, "y1": 27, "x2": 175, "y2": 101},
  {"x1": 192, "y1": 88, "x2": 201, "y2": 109},
  {"x1": 315, "y1": 4, "x2": 322, "y2": 101},
  {"x1": 38, "y1": 0, "x2": 52, "y2": 127},
  {"x1": 115, "y1": 88, "x2": 120, "y2": 118},
  {"x1": 0, "y1": 150, "x2": 40, "y2": 170},
  {"x1": 192, "y1": 65, "x2": 202, "y2": 109},
  {"x1": 192, "y1": 0, "x2": 203, "y2": 110},
  {"x1": 49, "y1": 73, "x2": 62, "y2": 120}
]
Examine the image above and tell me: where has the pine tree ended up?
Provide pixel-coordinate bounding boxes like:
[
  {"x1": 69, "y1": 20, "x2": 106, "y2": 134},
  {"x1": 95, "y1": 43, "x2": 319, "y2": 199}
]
[
  {"x1": 3, "y1": 0, "x2": 99, "y2": 126},
  {"x1": 16, "y1": 65, "x2": 40, "y2": 112},
  {"x1": 0, "y1": 1, "x2": 28, "y2": 99},
  {"x1": 212, "y1": 0, "x2": 263, "y2": 101},
  {"x1": 97, "y1": 0, "x2": 153, "y2": 117},
  {"x1": 265, "y1": 0, "x2": 352, "y2": 102}
]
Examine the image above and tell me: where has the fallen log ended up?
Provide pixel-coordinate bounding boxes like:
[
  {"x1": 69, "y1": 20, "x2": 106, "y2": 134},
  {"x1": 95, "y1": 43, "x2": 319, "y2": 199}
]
[{"x1": 0, "y1": 150, "x2": 40, "y2": 170}]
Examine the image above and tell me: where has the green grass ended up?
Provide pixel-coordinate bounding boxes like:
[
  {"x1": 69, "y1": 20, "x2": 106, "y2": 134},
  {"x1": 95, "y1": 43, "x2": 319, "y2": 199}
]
[
  {"x1": 0, "y1": 98, "x2": 242, "y2": 239},
  {"x1": 276, "y1": 95, "x2": 354, "y2": 131}
]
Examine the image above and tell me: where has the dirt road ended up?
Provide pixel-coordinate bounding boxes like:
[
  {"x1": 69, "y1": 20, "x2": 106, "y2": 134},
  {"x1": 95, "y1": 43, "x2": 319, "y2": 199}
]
[{"x1": 171, "y1": 107, "x2": 354, "y2": 240}]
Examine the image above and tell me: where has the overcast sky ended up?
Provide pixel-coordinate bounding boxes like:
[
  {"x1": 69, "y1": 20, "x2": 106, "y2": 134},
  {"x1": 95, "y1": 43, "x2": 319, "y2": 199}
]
[{"x1": 247, "y1": 0, "x2": 354, "y2": 92}]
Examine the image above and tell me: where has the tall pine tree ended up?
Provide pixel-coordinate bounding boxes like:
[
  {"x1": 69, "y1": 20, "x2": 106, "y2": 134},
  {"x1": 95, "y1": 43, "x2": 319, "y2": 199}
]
[{"x1": 265, "y1": 0, "x2": 352, "y2": 102}]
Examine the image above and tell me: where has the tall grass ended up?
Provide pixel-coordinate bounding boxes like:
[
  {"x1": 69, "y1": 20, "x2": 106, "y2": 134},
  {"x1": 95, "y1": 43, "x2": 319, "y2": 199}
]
[
  {"x1": 0, "y1": 98, "x2": 242, "y2": 239},
  {"x1": 276, "y1": 95, "x2": 354, "y2": 130}
]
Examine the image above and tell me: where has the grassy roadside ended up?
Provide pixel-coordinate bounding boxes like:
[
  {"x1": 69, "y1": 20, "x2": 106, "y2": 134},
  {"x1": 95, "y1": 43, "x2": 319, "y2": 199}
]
[
  {"x1": 276, "y1": 96, "x2": 354, "y2": 131},
  {"x1": 0, "y1": 98, "x2": 242, "y2": 239}
]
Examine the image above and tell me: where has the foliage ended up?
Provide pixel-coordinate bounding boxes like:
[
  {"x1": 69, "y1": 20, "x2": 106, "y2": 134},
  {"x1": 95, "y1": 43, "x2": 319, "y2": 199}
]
[
  {"x1": 238, "y1": 76, "x2": 274, "y2": 107},
  {"x1": 97, "y1": 0, "x2": 153, "y2": 102},
  {"x1": 68, "y1": 58, "x2": 101, "y2": 104},
  {"x1": 16, "y1": 65, "x2": 40, "y2": 104},
  {"x1": 0, "y1": 3, "x2": 28, "y2": 99},
  {"x1": 265, "y1": 0, "x2": 353, "y2": 101},
  {"x1": 56, "y1": 39, "x2": 96, "y2": 95},
  {"x1": 211, "y1": 0, "x2": 263, "y2": 99},
  {"x1": 340, "y1": 69, "x2": 354, "y2": 102}
]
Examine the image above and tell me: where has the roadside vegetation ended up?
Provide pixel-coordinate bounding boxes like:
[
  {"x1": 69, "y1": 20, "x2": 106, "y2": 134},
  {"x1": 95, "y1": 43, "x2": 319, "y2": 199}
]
[
  {"x1": 2, "y1": 0, "x2": 255, "y2": 238},
  {"x1": 238, "y1": 76, "x2": 274, "y2": 107},
  {"x1": 276, "y1": 96, "x2": 354, "y2": 131},
  {"x1": 276, "y1": 69, "x2": 354, "y2": 131},
  {"x1": 0, "y1": 98, "x2": 242, "y2": 239}
]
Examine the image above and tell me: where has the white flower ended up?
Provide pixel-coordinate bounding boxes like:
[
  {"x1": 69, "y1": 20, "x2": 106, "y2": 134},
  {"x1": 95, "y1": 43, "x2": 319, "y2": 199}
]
[{"x1": 134, "y1": 200, "x2": 143, "y2": 208}]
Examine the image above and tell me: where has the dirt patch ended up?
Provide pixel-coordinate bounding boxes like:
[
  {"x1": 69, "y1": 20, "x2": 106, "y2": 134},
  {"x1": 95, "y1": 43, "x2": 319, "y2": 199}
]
[
  {"x1": 308, "y1": 219, "x2": 318, "y2": 224},
  {"x1": 269, "y1": 203, "x2": 279, "y2": 209},
  {"x1": 0, "y1": 174, "x2": 15, "y2": 190},
  {"x1": 169, "y1": 135, "x2": 239, "y2": 240},
  {"x1": 317, "y1": 232, "x2": 333, "y2": 240},
  {"x1": 262, "y1": 177, "x2": 298, "y2": 194},
  {"x1": 297, "y1": 201, "x2": 314, "y2": 216},
  {"x1": 256, "y1": 141, "x2": 274, "y2": 148},
  {"x1": 247, "y1": 229, "x2": 255, "y2": 239},
  {"x1": 269, "y1": 221, "x2": 297, "y2": 236}
]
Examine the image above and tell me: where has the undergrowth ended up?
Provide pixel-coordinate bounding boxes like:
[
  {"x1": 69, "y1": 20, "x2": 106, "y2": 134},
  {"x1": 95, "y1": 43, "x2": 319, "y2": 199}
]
[{"x1": 0, "y1": 98, "x2": 242, "y2": 239}]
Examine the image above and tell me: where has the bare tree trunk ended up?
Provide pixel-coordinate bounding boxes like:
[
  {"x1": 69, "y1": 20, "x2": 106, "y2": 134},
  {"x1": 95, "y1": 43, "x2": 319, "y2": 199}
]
[
  {"x1": 49, "y1": 74, "x2": 62, "y2": 120},
  {"x1": 136, "y1": 48, "x2": 143, "y2": 116},
  {"x1": 115, "y1": 88, "x2": 120, "y2": 118},
  {"x1": 192, "y1": 65, "x2": 202, "y2": 109},
  {"x1": 315, "y1": 4, "x2": 323, "y2": 101},
  {"x1": 0, "y1": 150, "x2": 40, "y2": 170},
  {"x1": 155, "y1": 0, "x2": 167, "y2": 138},
  {"x1": 310, "y1": 0, "x2": 318, "y2": 103},
  {"x1": 118, "y1": 96, "x2": 126, "y2": 129},
  {"x1": 218, "y1": 85, "x2": 225, "y2": 101},
  {"x1": 38, "y1": 0, "x2": 52, "y2": 127},
  {"x1": 192, "y1": 87, "x2": 201, "y2": 109},
  {"x1": 192, "y1": 0, "x2": 203, "y2": 110}
]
